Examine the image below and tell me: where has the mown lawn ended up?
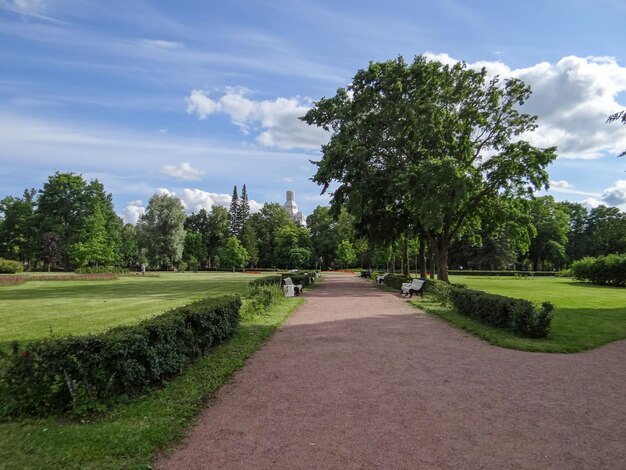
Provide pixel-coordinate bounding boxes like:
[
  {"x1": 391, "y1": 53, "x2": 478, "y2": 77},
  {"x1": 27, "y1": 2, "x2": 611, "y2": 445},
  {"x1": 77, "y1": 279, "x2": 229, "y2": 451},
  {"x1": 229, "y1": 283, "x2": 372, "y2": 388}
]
[
  {"x1": 0, "y1": 293, "x2": 303, "y2": 470},
  {"x1": 416, "y1": 276, "x2": 626, "y2": 353},
  {"x1": 0, "y1": 272, "x2": 262, "y2": 350}
]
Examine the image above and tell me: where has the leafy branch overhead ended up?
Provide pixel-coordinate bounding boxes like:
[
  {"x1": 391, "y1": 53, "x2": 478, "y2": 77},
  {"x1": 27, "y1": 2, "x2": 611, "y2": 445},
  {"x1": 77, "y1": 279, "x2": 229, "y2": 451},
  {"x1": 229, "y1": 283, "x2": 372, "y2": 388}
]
[{"x1": 607, "y1": 110, "x2": 626, "y2": 157}]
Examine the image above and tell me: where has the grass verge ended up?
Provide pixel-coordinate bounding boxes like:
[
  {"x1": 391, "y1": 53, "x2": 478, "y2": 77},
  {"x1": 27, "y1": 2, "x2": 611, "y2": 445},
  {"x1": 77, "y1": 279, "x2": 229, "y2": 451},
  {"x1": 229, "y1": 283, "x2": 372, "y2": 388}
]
[
  {"x1": 411, "y1": 276, "x2": 626, "y2": 353},
  {"x1": 0, "y1": 296, "x2": 303, "y2": 470}
]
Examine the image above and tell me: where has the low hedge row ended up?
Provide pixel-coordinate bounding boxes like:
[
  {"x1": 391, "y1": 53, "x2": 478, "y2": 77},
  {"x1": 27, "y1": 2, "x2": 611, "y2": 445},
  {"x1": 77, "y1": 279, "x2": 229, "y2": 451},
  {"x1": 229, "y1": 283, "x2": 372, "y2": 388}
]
[
  {"x1": 0, "y1": 258, "x2": 23, "y2": 274},
  {"x1": 281, "y1": 272, "x2": 317, "y2": 288},
  {"x1": 0, "y1": 295, "x2": 241, "y2": 417},
  {"x1": 571, "y1": 254, "x2": 626, "y2": 287},
  {"x1": 448, "y1": 270, "x2": 556, "y2": 277},
  {"x1": 248, "y1": 275, "x2": 282, "y2": 287},
  {"x1": 381, "y1": 274, "x2": 412, "y2": 290},
  {"x1": 449, "y1": 287, "x2": 553, "y2": 338}
]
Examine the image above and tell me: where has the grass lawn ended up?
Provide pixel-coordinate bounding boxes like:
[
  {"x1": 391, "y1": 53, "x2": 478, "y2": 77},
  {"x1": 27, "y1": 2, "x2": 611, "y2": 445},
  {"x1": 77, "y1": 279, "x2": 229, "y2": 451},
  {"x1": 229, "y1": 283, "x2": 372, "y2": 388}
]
[
  {"x1": 415, "y1": 276, "x2": 626, "y2": 353},
  {"x1": 0, "y1": 272, "x2": 263, "y2": 350},
  {"x1": 0, "y1": 295, "x2": 303, "y2": 470}
]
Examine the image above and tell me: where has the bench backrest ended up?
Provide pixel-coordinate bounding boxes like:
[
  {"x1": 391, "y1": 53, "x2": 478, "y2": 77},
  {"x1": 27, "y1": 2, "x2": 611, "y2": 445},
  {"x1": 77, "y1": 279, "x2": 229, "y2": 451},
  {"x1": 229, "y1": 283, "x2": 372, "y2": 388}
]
[
  {"x1": 283, "y1": 277, "x2": 294, "y2": 286},
  {"x1": 411, "y1": 279, "x2": 426, "y2": 289}
]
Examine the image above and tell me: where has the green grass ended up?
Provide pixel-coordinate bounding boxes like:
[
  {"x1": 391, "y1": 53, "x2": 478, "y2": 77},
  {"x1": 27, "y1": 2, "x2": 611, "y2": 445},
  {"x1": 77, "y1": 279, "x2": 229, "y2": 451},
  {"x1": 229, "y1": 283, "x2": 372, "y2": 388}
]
[
  {"x1": 0, "y1": 272, "x2": 263, "y2": 350},
  {"x1": 414, "y1": 276, "x2": 626, "y2": 353},
  {"x1": 0, "y1": 296, "x2": 303, "y2": 470}
]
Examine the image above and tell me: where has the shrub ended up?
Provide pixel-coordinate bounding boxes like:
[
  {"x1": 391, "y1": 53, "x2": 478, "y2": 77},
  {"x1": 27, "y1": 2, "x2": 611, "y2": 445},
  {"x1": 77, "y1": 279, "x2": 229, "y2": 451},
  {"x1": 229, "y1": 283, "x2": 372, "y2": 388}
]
[
  {"x1": 424, "y1": 279, "x2": 453, "y2": 305},
  {"x1": 571, "y1": 254, "x2": 626, "y2": 287},
  {"x1": 249, "y1": 275, "x2": 282, "y2": 287},
  {"x1": 75, "y1": 266, "x2": 129, "y2": 274},
  {"x1": 382, "y1": 274, "x2": 412, "y2": 290},
  {"x1": 0, "y1": 258, "x2": 23, "y2": 274},
  {"x1": 282, "y1": 272, "x2": 315, "y2": 288},
  {"x1": 449, "y1": 287, "x2": 553, "y2": 338},
  {"x1": 241, "y1": 284, "x2": 284, "y2": 317},
  {"x1": 0, "y1": 295, "x2": 241, "y2": 417},
  {"x1": 448, "y1": 270, "x2": 556, "y2": 277}
]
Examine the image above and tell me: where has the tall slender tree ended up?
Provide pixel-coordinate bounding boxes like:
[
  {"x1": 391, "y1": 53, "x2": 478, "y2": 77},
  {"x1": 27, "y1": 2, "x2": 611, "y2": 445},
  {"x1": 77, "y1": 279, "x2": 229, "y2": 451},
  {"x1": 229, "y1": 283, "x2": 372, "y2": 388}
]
[
  {"x1": 228, "y1": 185, "x2": 240, "y2": 236},
  {"x1": 238, "y1": 184, "x2": 251, "y2": 235}
]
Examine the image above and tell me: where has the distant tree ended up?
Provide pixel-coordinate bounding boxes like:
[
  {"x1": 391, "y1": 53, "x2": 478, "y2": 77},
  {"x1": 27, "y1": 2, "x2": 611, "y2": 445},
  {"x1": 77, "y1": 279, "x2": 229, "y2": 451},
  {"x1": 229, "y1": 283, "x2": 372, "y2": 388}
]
[
  {"x1": 0, "y1": 189, "x2": 37, "y2": 265},
  {"x1": 607, "y1": 111, "x2": 626, "y2": 157},
  {"x1": 206, "y1": 205, "x2": 230, "y2": 268},
  {"x1": 303, "y1": 55, "x2": 556, "y2": 281},
  {"x1": 559, "y1": 201, "x2": 589, "y2": 262},
  {"x1": 527, "y1": 196, "x2": 570, "y2": 270},
  {"x1": 185, "y1": 209, "x2": 211, "y2": 267},
  {"x1": 118, "y1": 224, "x2": 141, "y2": 269},
  {"x1": 217, "y1": 236, "x2": 249, "y2": 270},
  {"x1": 585, "y1": 205, "x2": 626, "y2": 256},
  {"x1": 38, "y1": 232, "x2": 61, "y2": 272},
  {"x1": 228, "y1": 185, "x2": 241, "y2": 237},
  {"x1": 307, "y1": 206, "x2": 337, "y2": 269},
  {"x1": 240, "y1": 223, "x2": 259, "y2": 267},
  {"x1": 137, "y1": 193, "x2": 186, "y2": 270},
  {"x1": 183, "y1": 232, "x2": 207, "y2": 269},
  {"x1": 274, "y1": 224, "x2": 312, "y2": 269},
  {"x1": 237, "y1": 184, "x2": 251, "y2": 234},
  {"x1": 249, "y1": 203, "x2": 294, "y2": 267},
  {"x1": 337, "y1": 239, "x2": 357, "y2": 268}
]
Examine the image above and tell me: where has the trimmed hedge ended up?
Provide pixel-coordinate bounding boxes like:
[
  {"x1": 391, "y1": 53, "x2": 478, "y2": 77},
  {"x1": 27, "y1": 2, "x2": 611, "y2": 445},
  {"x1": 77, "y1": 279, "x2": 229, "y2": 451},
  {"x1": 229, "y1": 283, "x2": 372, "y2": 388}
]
[
  {"x1": 449, "y1": 287, "x2": 553, "y2": 338},
  {"x1": 571, "y1": 254, "x2": 626, "y2": 287},
  {"x1": 249, "y1": 275, "x2": 282, "y2": 287},
  {"x1": 0, "y1": 295, "x2": 241, "y2": 416},
  {"x1": 382, "y1": 274, "x2": 412, "y2": 290},
  {"x1": 448, "y1": 270, "x2": 556, "y2": 277},
  {"x1": 0, "y1": 258, "x2": 23, "y2": 274},
  {"x1": 281, "y1": 272, "x2": 316, "y2": 288}
]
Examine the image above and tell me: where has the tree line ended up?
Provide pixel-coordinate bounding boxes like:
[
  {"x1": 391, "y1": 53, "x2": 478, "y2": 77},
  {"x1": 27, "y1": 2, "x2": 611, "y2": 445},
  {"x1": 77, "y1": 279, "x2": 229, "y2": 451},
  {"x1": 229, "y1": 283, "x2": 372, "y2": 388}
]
[{"x1": 1, "y1": 172, "x2": 624, "y2": 274}]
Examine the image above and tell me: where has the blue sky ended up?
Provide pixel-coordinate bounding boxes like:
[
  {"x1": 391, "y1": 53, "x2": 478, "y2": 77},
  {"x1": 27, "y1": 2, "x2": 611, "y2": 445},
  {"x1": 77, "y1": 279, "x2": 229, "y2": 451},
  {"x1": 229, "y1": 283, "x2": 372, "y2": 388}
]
[{"x1": 1, "y1": 0, "x2": 626, "y2": 223}]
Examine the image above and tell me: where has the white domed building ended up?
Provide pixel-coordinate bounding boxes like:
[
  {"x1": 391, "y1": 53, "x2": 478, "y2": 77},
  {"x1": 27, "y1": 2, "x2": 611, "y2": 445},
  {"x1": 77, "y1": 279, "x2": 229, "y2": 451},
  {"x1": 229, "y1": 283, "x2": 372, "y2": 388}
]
[{"x1": 283, "y1": 190, "x2": 306, "y2": 226}]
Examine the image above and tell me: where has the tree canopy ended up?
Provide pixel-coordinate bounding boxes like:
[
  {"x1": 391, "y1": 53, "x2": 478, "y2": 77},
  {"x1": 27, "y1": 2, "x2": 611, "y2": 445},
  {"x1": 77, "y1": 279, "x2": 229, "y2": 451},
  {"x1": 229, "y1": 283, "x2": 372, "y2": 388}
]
[{"x1": 303, "y1": 55, "x2": 557, "y2": 281}]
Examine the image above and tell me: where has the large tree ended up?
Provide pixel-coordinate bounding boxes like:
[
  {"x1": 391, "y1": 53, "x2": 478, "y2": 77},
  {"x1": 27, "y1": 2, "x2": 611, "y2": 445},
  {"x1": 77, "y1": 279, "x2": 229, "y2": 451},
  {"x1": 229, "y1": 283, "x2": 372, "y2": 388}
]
[
  {"x1": 0, "y1": 189, "x2": 37, "y2": 265},
  {"x1": 249, "y1": 203, "x2": 294, "y2": 267},
  {"x1": 206, "y1": 205, "x2": 230, "y2": 268},
  {"x1": 585, "y1": 205, "x2": 626, "y2": 256},
  {"x1": 137, "y1": 193, "x2": 186, "y2": 270},
  {"x1": 527, "y1": 196, "x2": 570, "y2": 271},
  {"x1": 303, "y1": 55, "x2": 557, "y2": 281}
]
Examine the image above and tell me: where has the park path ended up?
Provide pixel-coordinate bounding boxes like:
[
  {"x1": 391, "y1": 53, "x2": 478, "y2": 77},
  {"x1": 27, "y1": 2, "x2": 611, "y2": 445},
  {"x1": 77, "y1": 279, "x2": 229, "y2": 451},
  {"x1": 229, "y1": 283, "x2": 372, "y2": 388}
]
[{"x1": 158, "y1": 273, "x2": 626, "y2": 469}]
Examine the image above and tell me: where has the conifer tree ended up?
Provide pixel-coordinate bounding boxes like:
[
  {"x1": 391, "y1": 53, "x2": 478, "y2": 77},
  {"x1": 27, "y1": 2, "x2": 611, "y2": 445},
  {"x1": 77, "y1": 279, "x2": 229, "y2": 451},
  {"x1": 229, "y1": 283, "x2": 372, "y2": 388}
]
[
  {"x1": 238, "y1": 184, "x2": 251, "y2": 233},
  {"x1": 228, "y1": 185, "x2": 240, "y2": 236}
]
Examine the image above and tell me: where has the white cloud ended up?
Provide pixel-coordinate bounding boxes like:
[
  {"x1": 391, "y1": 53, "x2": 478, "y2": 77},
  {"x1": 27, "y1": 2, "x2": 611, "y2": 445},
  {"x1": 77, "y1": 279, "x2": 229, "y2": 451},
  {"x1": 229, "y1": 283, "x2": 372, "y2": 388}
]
[
  {"x1": 139, "y1": 39, "x2": 184, "y2": 50},
  {"x1": 122, "y1": 200, "x2": 145, "y2": 224},
  {"x1": 160, "y1": 161, "x2": 205, "y2": 181},
  {"x1": 425, "y1": 54, "x2": 626, "y2": 159},
  {"x1": 148, "y1": 188, "x2": 264, "y2": 214},
  {"x1": 601, "y1": 179, "x2": 626, "y2": 206},
  {"x1": 581, "y1": 197, "x2": 604, "y2": 209},
  {"x1": 548, "y1": 180, "x2": 600, "y2": 197},
  {"x1": 186, "y1": 88, "x2": 329, "y2": 149},
  {"x1": 550, "y1": 180, "x2": 573, "y2": 190}
]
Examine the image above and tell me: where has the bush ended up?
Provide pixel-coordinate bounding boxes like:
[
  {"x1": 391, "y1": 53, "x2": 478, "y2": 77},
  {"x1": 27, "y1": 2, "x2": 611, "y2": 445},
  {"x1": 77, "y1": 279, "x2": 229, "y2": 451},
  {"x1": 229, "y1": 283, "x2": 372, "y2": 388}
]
[
  {"x1": 448, "y1": 270, "x2": 556, "y2": 277},
  {"x1": 0, "y1": 295, "x2": 241, "y2": 417},
  {"x1": 0, "y1": 258, "x2": 23, "y2": 274},
  {"x1": 382, "y1": 274, "x2": 412, "y2": 290},
  {"x1": 449, "y1": 287, "x2": 553, "y2": 338},
  {"x1": 282, "y1": 272, "x2": 315, "y2": 288},
  {"x1": 571, "y1": 254, "x2": 626, "y2": 287},
  {"x1": 75, "y1": 266, "x2": 129, "y2": 274},
  {"x1": 249, "y1": 275, "x2": 282, "y2": 287},
  {"x1": 424, "y1": 279, "x2": 453, "y2": 305},
  {"x1": 241, "y1": 284, "x2": 284, "y2": 317}
]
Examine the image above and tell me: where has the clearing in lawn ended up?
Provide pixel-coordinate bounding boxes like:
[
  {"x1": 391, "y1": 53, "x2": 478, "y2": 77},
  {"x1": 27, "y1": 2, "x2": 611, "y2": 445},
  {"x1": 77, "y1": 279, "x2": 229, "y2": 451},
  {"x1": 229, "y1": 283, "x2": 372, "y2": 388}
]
[
  {"x1": 0, "y1": 272, "x2": 264, "y2": 350},
  {"x1": 417, "y1": 275, "x2": 626, "y2": 353}
]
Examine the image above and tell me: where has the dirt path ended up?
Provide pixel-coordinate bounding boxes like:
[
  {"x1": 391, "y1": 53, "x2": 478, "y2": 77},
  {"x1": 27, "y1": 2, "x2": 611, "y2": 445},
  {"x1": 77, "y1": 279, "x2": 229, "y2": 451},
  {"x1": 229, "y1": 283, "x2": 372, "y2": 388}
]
[{"x1": 158, "y1": 273, "x2": 626, "y2": 469}]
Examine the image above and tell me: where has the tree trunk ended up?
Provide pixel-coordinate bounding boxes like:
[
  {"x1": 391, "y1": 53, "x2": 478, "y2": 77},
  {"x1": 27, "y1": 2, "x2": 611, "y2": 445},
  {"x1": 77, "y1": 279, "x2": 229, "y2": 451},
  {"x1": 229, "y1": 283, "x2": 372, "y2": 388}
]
[
  {"x1": 402, "y1": 236, "x2": 409, "y2": 276},
  {"x1": 418, "y1": 236, "x2": 427, "y2": 278},
  {"x1": 429, "y1": 240, "x2": 437, "y2": 279},
  {"x1": 436, "y1": 237, "x2": 450, "y2": 283}
]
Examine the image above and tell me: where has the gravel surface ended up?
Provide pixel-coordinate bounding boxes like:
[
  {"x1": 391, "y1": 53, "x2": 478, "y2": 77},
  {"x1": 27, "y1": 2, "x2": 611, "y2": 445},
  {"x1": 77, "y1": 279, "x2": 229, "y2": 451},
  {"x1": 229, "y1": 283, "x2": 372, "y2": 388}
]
[{"x1": 158, "y1": 273, "x2": 626, "y2": 469}]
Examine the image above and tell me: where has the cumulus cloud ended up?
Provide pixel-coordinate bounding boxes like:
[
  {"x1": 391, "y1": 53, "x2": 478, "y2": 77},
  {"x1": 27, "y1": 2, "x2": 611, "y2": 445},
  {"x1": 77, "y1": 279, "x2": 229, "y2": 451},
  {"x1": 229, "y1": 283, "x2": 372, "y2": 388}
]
[
  {"x1": 581, "y1": 197, "x2": 603, "y2": 209},
  {"x1": 427, "y1": 53, "x2": 626, "y2": 159},
  {"x1": 185, "y1": 88, "x2": 329, "y2": 149},
  {"x1": 601, "y1": 179, "x2": 626, "y2": 206},
  {"x1": 160, "y1": 161, "x2": 205, "y2": 180},
  {"x1": 123, "y1": 200, "x2": 145, "y2": 224},
  {"x1": 150, "y1": 188, "x2": 264, "y2": 214},
  {"x1": 548, "y1": 180, "x2": 600, "y2": 197},
  {"x1": 550, "y1": 180, "x2": 573, "y2": 190}
]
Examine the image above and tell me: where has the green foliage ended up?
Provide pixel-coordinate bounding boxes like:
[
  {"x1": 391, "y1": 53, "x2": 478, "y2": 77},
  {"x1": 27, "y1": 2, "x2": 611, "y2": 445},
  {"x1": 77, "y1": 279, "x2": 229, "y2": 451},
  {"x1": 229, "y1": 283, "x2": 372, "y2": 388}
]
[
  {"x1": 0, "y1": 296, "x2": 241, "y2": 417},
  {"x1": 248, "y1": 275, "x2": 282, "y2": 287},
  {"x1": 0, "y1": 258, "x2": 23, "y2": 273},
  {"x1": 449, "y1": 287, "x2": 553, "y2": 337},
  {"x1": 303, "y1": 55, "x2": 557, "y2": 281},
  {"x1": 137, "y1": 193, "x2": 186, "y2": 270},
  {"x1": 241, "y1": 284, "x2": 283, "y2": 317},
  {"x1": 424, "y1": 279, "x2": 452, "y2": 305},
  {"x1": 0, "y1": 190, "x2": 36, "y2": 263},
  {"x1": 571, "y1": 254, "x2": 626, "y2": 286},
  {"x1": 527, "y1": 196, "x2": 571, "y2": 270},
  {"x1": 74, "y1": 266, "x2": 128, "y2": 274},
  {"x1": 447, "y1": 270, "x2": 556, "y2": 277},
  {"x1": 273, "y1": 224, "x2": 312, "y2": 269},
  {"x1": 217, "y1": 236, "x2": 249, "y2": 269},
  {"x1": 281, "y1": 272, "x2": 316, "y2": 288},
  {"x1": 382, "y1": 273, "x2": 412, "y2": 289},
  {"x1": 249, "y1": 203, "x2": 296, "y2": 268},
  {"x1": 337, "y1": 239, "x2": 357, "y2": 268}
]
